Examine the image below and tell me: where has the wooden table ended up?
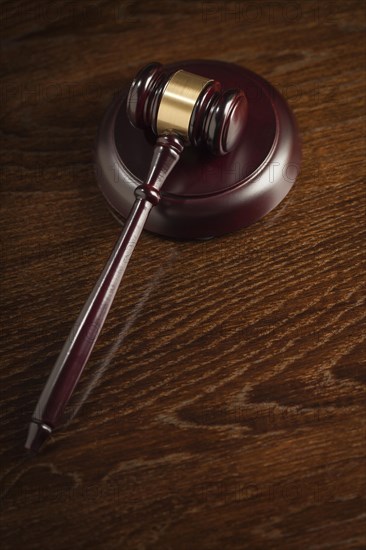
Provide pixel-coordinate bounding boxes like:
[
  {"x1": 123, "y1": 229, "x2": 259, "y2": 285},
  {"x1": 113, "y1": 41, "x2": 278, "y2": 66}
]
[{"x1": 1, "y1": 1, "x2": 365, "y2": 548}]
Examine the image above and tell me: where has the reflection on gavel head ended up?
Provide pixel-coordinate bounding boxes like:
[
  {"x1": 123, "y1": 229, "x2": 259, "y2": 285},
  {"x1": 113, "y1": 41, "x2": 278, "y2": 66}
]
[{"x1": 127, "y1": 62, "x2": 248, "y2": 155}]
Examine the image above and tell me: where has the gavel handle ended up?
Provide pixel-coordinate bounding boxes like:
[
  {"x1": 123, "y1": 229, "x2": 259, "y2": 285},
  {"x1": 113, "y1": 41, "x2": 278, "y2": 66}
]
[{"x1": 25, "y1": 132, "x2": 184, "y2": 452}]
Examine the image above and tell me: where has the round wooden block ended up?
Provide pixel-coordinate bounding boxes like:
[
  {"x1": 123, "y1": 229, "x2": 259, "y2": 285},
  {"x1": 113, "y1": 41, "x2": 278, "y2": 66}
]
[{"x1": 94, "y1": 60, "x2": 301, "y2": 239}]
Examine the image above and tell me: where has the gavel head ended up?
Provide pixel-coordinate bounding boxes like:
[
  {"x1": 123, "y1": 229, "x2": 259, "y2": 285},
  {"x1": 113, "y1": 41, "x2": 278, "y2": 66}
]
[{"x1": 127, "y1": 62, "x2": 248, "y2": 155}]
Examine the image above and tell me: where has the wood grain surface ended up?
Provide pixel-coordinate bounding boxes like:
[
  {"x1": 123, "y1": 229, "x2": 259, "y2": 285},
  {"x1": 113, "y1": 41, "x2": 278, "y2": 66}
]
[{"x1": 1, "y1": 1, "x2": 365, "y2": 549}]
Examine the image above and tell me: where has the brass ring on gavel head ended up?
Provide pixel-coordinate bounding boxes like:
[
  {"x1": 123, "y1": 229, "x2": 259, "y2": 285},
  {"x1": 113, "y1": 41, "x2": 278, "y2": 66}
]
[{"x1": 156, "y1": 70, "x2": 213, "y2": 138}]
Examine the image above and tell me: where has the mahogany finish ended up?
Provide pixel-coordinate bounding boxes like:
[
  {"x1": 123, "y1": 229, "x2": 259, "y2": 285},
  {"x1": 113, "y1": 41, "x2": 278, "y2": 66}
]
[
  {"x1": 127, "y1": 62, "x2": 248, "y2": 155},
  {"x1": 26, "y1": 61, "x2": 246, "y2": 453},
  {"x1": 96, "y1": 60, "x2": 301, "y2": 239}
]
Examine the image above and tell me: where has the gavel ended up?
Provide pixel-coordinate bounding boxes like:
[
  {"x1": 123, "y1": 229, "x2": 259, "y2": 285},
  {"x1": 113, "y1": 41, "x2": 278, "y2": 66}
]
[{"x1": 25, "y1": 63, "x2": 248, "y2": 452}]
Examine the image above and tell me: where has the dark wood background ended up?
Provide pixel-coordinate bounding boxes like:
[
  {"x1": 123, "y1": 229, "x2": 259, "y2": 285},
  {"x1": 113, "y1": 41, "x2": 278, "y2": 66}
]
[{"x1": 1, "y1": 1, "x2": 365, "y2": 548}]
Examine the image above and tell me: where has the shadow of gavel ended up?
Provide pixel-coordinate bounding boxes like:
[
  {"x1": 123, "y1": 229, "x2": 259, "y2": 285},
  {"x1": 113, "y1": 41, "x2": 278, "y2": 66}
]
[{"x1": 25, "y1": 62, "x2": 248, "y2": 452}]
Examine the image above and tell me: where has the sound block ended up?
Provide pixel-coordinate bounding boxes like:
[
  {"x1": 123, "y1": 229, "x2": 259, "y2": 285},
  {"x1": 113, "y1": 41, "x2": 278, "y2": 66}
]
[{"x1": 94, "y1": 60, "x2": 301, "y2": 239}]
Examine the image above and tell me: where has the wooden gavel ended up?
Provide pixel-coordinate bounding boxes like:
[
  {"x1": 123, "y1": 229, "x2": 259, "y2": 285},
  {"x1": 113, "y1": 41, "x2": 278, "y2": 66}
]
[{"x1": 25, "y1": 63, "x2": 248, "y2": 452}]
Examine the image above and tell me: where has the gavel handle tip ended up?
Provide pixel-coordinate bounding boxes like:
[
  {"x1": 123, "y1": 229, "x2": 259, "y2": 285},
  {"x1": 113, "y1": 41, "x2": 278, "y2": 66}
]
[{"x1": 25, "y1": 421, "x2": 52, "y2": 453}]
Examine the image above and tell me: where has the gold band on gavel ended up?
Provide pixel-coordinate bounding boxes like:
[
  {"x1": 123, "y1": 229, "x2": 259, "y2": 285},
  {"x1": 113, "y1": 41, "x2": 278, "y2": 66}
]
[{"x1": 156, "y1": 70, "x2": 213, "y2": 138}]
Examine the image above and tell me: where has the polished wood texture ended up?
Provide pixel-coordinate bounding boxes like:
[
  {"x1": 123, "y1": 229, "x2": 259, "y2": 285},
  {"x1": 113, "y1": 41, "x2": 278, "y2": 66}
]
[
  {"x1": 98, "y1": 59, "x2": 300, "y2": 239},
  {"x1": 1, "y1": 1, "x2": 365, "y2": 549}
]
